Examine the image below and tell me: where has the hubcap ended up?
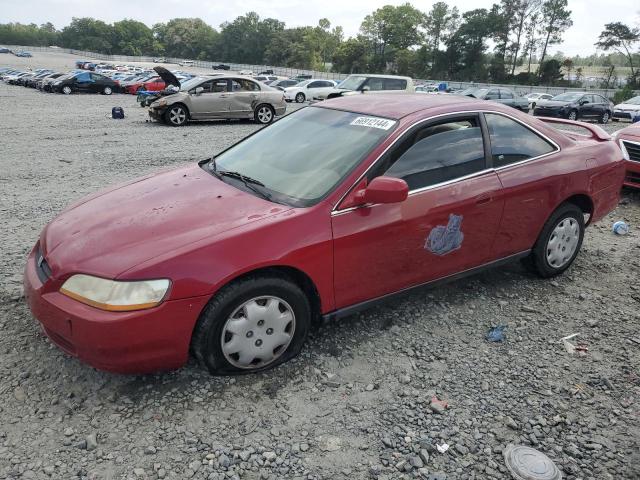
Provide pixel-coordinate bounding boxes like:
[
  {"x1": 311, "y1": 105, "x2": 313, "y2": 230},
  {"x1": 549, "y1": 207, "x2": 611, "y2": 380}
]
[
  {"x1": 569, "y1": 111, "x2": 576, "y2": 120},
  {"x1": 170, "y1": 107, "x2": 186, "y2": 125},
  {"x1": 257, "y1": 107, "x2": 272, "y2": 123},
  {"x1": 296, "y1": 94, "x2": 304, "y2": 102},
  {"x1": 221, "y1": 296, "x2": 295, "y2": 369},
  {"x1": 105, "y1": 87, "x2": 111, "y2": 94},
  {"x1": 603, "y1": 113, "x2": 609, "y2": 123},
  {"x1": 546, "y1": 217, "x2": 580, "y2": 269}
]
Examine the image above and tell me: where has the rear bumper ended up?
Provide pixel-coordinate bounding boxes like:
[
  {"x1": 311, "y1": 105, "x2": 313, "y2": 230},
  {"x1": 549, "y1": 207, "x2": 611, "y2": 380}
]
[{"x1": 23, "y1": 246, "x2": 210, "y2": 374}]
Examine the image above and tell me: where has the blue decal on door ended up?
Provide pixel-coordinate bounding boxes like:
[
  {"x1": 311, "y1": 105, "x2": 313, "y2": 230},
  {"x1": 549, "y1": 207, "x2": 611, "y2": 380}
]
[{"x1": 425, "y1": 214, "x2": 464, "y2": 255}]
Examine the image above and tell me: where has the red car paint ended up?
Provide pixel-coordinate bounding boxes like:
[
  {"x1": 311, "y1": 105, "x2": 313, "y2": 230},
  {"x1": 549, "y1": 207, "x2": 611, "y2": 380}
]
[
  {"x1": 124, "y1": 77, "x2": 166, "y2": 94},
  {"x1": 24, "y1": 95, "x2": 625, "y2": 373},
  {"x1": 614, "y1": 122, "x2": 640, "y2": 188}
]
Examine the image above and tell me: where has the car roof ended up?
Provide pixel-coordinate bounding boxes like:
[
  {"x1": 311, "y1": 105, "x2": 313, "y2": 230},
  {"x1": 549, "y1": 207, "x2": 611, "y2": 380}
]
[{"x1": 314, "y1": 93, "x2": 484, "y2": 120}]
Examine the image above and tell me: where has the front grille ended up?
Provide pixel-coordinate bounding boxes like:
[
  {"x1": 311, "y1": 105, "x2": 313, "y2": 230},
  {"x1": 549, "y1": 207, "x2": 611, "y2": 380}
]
[
  {"x1": 623, "y1": 140, "x2": 640, "y2": 163},
  {"x1": 35, "y1": 247, "x2": 52, "y2": 283}
]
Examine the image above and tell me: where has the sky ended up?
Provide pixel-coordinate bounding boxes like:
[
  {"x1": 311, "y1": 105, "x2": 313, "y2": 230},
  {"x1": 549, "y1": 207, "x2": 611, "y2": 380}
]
[{"x1": 2, "y1": 0, "x2": 639, "y2": 56}]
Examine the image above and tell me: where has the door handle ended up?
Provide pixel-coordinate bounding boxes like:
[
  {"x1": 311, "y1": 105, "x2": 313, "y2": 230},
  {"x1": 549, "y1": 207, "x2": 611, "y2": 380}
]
[
  {"x1": 220, "y1": 94, "x2": 230, "y2": 98},
  {"x1": 475, "y1": 194, "x2": 493, "y2": 205}
]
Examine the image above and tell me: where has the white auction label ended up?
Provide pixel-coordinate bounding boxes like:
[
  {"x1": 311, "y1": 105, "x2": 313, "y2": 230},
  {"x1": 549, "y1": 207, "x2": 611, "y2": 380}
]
[{"x1": 350, "y1": 116, "x2": 396, "y2": 130}]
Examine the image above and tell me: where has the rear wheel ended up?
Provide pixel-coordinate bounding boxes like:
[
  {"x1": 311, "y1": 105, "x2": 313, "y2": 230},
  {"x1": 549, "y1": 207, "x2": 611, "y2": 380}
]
[
  {"x1": 524, "y1": 203, "x2": 584, "y2": 278},
  {"x1": 191, "y1": 274, "x2": 311, "y2": 375},
  {"x1": 103, "y1": 86, "x2": 112, "y2": 95},
  {"x1": 599, "y1": 111, "x2": 610, "y2": 124},
  {"x1": 62, "y1": 85, "x2": 72, "y2": 95},
  {"x1": 164, "y1": 104, "x2": 188, "y2": 126},
  {"x1": 254, "y1": 104, "x2": 275, "y2": 124},
  {"x1": 295, "y1": 92, "x2": 305, "y2": 103}
]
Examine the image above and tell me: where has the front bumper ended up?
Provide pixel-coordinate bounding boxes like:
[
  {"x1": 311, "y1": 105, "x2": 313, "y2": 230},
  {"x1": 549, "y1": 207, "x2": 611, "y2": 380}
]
[
  {"x1": 23, "y1": 245, "x2": 210, "y2": 373},
  {"x1": 624, "y1": 158, "x2": 640, "y2": 189},
  {"x1": 148, "y1": 107, "x2": 167, "y2": 121}
]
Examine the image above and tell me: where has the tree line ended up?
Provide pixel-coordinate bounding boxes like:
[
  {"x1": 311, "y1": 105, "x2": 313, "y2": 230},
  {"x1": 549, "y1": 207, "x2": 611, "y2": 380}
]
[{"x1": 0, "y1": 1, "x2": 638, "y2": 87}]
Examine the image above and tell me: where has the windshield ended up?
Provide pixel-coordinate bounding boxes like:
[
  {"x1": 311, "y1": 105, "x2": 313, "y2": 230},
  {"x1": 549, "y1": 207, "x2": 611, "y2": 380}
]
[
  {"x1": 338, "y1": 75, "x2": 367, "y2": 91},
  {"x1": 552, "y1": 93, "x2": 583, "y2": 102},
  {"x1": 456, "y1": 87, "x2": 479, "y2": 96},
  {"x1": 623, "y1": 96, "x2": 640, "y2": 105},
  {"x1": 472, "y1": 88, "x2": 489, "y2": 98},
  {"x1": 207, "y1": 107, "x2": 396, "y2": 206},
  {"x1": 180, "y1": 76, "x2": 207, "y2": 91}
]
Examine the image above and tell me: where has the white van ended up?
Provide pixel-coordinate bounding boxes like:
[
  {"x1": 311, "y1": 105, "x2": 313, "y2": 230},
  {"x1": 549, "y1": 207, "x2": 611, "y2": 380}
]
[
  {"x1": 313, "y1": 74, "x2": 414, "y2": 100},
  {"x1": 179, "y1": 60, "x2": 195, "y2": 67}
]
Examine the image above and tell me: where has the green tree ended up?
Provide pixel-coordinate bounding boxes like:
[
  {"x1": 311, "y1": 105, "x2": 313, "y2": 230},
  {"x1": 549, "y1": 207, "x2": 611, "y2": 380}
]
[
  {"x1": 538, "y1": 58, "x2": 563, "y2": 84},
  {"x1": 537, "y1": 0, "x2": 572, "y2": 79},
  {"x1": 596, "y1": 22, "x2": 640, "y2": 86},
  {"x1": 60, "y1": 18, "x2": 114, "y2": 53},
  {"x1": 360, "y1": 3, "x2": 425, "y2": 70},
  {"x1": 153, "y1": 18, "x2": 219, "y2": 60},
  {"x1": 424, "y1": 2, "x2": 459, "y2": 77},
  {"x1": 112, "y1": 19, "x2": 155, "y2": 55},
  {"x1": 218, "y1": 12, "x2": 284, "y2": 64},
  {"x1": 509, "y1": 0, "x2": 541, "y2": 75},
  {"x1": 332, "y1": 37, "x2": 370, "y2": 73},
  {"x1": 446, "y1": 8, "x2": 494, "y2": 81}
]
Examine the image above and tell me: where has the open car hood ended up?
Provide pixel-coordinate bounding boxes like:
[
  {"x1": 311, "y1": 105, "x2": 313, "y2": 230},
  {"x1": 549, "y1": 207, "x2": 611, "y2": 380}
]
[{"x1": 153, "y1": 67, "x2": 180, "y2": 87}]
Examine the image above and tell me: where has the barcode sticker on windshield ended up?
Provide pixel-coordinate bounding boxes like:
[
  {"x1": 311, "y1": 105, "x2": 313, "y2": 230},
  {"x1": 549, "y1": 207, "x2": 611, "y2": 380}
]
[{"x1": 350, "y1": 116, "x2": 396, "y2": 130}]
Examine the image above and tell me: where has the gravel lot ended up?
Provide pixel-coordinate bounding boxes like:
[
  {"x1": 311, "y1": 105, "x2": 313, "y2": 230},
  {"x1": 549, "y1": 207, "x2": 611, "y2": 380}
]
[{"x1": 1, "y1": 51, "x2": 639, "y2": 480}]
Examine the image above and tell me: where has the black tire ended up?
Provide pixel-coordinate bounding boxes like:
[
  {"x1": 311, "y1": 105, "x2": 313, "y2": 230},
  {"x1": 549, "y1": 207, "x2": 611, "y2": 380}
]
[
  {"x1": 531, "y1": 102, "x2": 536, "y2": 110},
  {"x1": 523, "y1": 203, "x2": 585, "y2": 278},
  {"x1": 103, "y1": 86, "x2": 112, "y2": 95},
  {"x1": 164, "y1": 104, "x2": 188, "y2": 126},
  {"x1": 254, "y1": 104, "x2": 275, "y2": 124},
  {"x1": 62, "y1": 85, "x2": 72, "y2": 95},
  {"x1": 295, "y1": 92, "x2": 305, "y2": 103},
  {"x1": 191, "y1": 274, "x2": 311, "y2": 375},
  {"x1": 599, "y1": 110, "x2": 610, "y2": 124},
  {"x1": 567, "y1": 109, "x2": 578, "y2": 121}
]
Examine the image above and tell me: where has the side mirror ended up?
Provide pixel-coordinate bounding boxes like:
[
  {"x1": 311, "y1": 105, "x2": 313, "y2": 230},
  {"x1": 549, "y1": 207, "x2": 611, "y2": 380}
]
[
  {"x1": 360, "y1": 85, "x2": 370, "y2": 92},
  {"x1": 354, "y1": 176, "x2": 408, "y2": 205},
  {"x1": 195, "y1": 86, "x2": 204, "y2": 95},
  {"x1": 580, "y1": 100, "x2": 588, "y2": 105}
]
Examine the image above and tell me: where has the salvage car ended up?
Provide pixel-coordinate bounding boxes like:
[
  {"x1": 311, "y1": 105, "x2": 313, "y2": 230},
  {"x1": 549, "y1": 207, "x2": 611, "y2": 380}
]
[
  {"x1": 612, "y1": 95, "x2": 640, "y2": 122},
  {"x1": 52, "y1": 71, "x2": 118, "y2": 95},
  {"x1": 612, "y1": 122, "x2": 640, "y2": 188},
  {"x1": 462, "y1": 87, "x2": 529, "y2": 111},
  {"x1": 24, "y1": 95, "x2": 625, "y2": 375},
  {"x1": 149, "y1": 75, "x2": 286, "y2": 126},
  {"x1": 313, "y1": 74, "x2": 414, "y2": 101},
  {"x1": 534, "y1": 92, "x2": 614, "y2": 123},
  {"x1": 283, "y1": 79, "x2": 338, "y2": 103},
  {"x1": 526, "y1": 92, "x2": 553, "y2": 110}
]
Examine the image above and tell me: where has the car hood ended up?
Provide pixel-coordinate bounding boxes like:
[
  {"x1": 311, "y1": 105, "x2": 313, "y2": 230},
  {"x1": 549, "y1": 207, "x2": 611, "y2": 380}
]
[
  {"x1": 41, "y1": 164, "x2": 291, "y2": 279},
  {"x1": 615, "y1": 102, "x2": 640, "y2": 111},
  {"x1": 537, "y1": 100, "x2": 572, "y2": 108},
  {"x1": 154, "y1": 66, "x2": 180, "y2": 87},
  {"x1": 619, "y1": 124, "x2": 640, "y2": 140}
]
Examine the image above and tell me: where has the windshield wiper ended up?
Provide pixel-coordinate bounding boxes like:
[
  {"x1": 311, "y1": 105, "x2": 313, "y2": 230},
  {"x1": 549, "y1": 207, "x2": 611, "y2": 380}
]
[{"x1": 217, "y1": 169, "x2": 271, "y2": 201}]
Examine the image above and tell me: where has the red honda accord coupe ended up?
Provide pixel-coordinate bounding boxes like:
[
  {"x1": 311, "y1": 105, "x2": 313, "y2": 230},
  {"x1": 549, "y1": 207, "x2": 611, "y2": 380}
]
[{"x1": 24, "y1": 95, "x2": 625, "y2": 375}]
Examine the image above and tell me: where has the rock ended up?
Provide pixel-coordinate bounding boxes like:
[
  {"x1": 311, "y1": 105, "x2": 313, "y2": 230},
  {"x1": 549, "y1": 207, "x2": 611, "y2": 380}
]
[
  {"x1": 133, "y1": 468, "x2": 145, "y2": 477},
  {"x1": 455, "y1": 444, "x2": 469, "y2": 456},
  {"x1": 144, "y1": 445, "x2": 156, "y2": 455},
  {"x1": 218, "y1": 453, "x2": 230, "y2": 468},
  {"x1": 429, "y1": 401, "x2": 446, "y2": 414},
  {"x1": 300, "y1": 443, "x2": 309, "y2": 452},
  {"x1": 263, "y1": 451, "x2": 277, "y2": 461},
  {"x1": 419, "y1": 449, "x2": 430, "y2": 464},
  {"x1": 63, "y1": 428, "x2": 74, "y2": 437},
  {"x1": 85, "y1": 433, "x2": 97, "y2": 451},
  {"x1": 408, "y1": 454, "x2": 424, "y2": 468},
  {"x1": 13, "y1": 387, "x2": 26, "y2": 402},
  {"x1": 399, "y1": 374, "x2": 411, "y2": 384},
  {"x1": 505, "y1": 416, "x2": 519, "y2": 430},
  {"x1": 318, "y1": 435, "x2": 342, "y2": 452}
]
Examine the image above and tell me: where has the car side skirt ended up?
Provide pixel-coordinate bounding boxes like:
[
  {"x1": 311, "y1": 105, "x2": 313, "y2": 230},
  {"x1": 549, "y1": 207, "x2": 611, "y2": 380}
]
[{"x1": 323, "y1": 250, "x2": 531, "y2": 322}]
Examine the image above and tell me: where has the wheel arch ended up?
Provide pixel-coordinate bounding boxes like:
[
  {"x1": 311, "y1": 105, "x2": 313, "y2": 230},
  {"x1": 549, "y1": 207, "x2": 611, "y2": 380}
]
[{"x1": 563, "y1": 193, "x2": 594, "y2": 225}]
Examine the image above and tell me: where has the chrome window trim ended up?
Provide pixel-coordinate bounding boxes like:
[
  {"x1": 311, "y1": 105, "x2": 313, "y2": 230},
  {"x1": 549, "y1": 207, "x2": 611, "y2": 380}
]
[
  {"x1": 331, "y1": 109, "x2": 561, "y2": 216},
  {"x1": 622, "y1": 138, "x2": 640, "y2": 148}
]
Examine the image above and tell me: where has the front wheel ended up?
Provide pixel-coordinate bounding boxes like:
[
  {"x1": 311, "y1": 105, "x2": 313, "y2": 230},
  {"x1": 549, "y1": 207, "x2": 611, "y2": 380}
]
[
  {"x1": 567, "y1": 109, "x2": 578, "y2": 121},
  {"x1": 254, "y1": 104, "x2": 275, "y2": 124},
  {"x1": 599, "y1": 111, "x2": 610, "y2": 124},
  {"x1": 295, "y1": 92, "x2": 305, "y2": 103},
  {"x1": 524, "y1": 203, "x2": 584, "y2": 278},
  {"x1": 191, "y1": 275, "x2": 311, "y2": 375},
  {"x1": 164, "y1": 104, "x2": 188, "y2": 126},
  {"x1": 103, "y1": 86, "x2": 112, "y2": 95}
]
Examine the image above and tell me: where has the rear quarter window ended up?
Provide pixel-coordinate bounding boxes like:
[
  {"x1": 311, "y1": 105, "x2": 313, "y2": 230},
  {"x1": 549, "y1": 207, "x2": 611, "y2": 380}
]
[
  {"x1": 383, "y1": 78, "x2": 407, "y2": 90},
  {"x1": 485, "y1": 113, "x2": 556, "y2": 168}
]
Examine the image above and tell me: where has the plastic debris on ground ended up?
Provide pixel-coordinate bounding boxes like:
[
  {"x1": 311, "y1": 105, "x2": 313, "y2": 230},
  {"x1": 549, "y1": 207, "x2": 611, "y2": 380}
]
[
  {"x1": 561, "y1": 333, "x2": 588, "y2": 354},
  {"x1": 612, "y1": 220, "x2": 629, "y2": 235},
  {"x1": 436, "y1": 443, "x2": 449, "y2": 454},
  {"x1": 486, "y1": 325, "x2": 506, "y2": 342},
  {"x1": 503, "y1": 444, "x2": 562, "y2": 480}
]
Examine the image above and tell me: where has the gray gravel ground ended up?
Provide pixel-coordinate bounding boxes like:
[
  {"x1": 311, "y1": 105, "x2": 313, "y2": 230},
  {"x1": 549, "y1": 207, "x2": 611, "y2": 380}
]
[{"x1": 1, "y1": 52, "x2": 640, "y2": 480}]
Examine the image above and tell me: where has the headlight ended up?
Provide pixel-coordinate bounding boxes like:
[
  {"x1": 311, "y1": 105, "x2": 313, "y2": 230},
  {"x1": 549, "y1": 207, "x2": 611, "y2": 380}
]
[
  {"x1": 54, "y1": 81, "x2": 61, "y2": 85},
  {"x1": 60, "y1": 274, "x2": 170, "y2": 311},
  {"x1": 157, "y1": 99, "x2": 167, "y2": 107}
]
